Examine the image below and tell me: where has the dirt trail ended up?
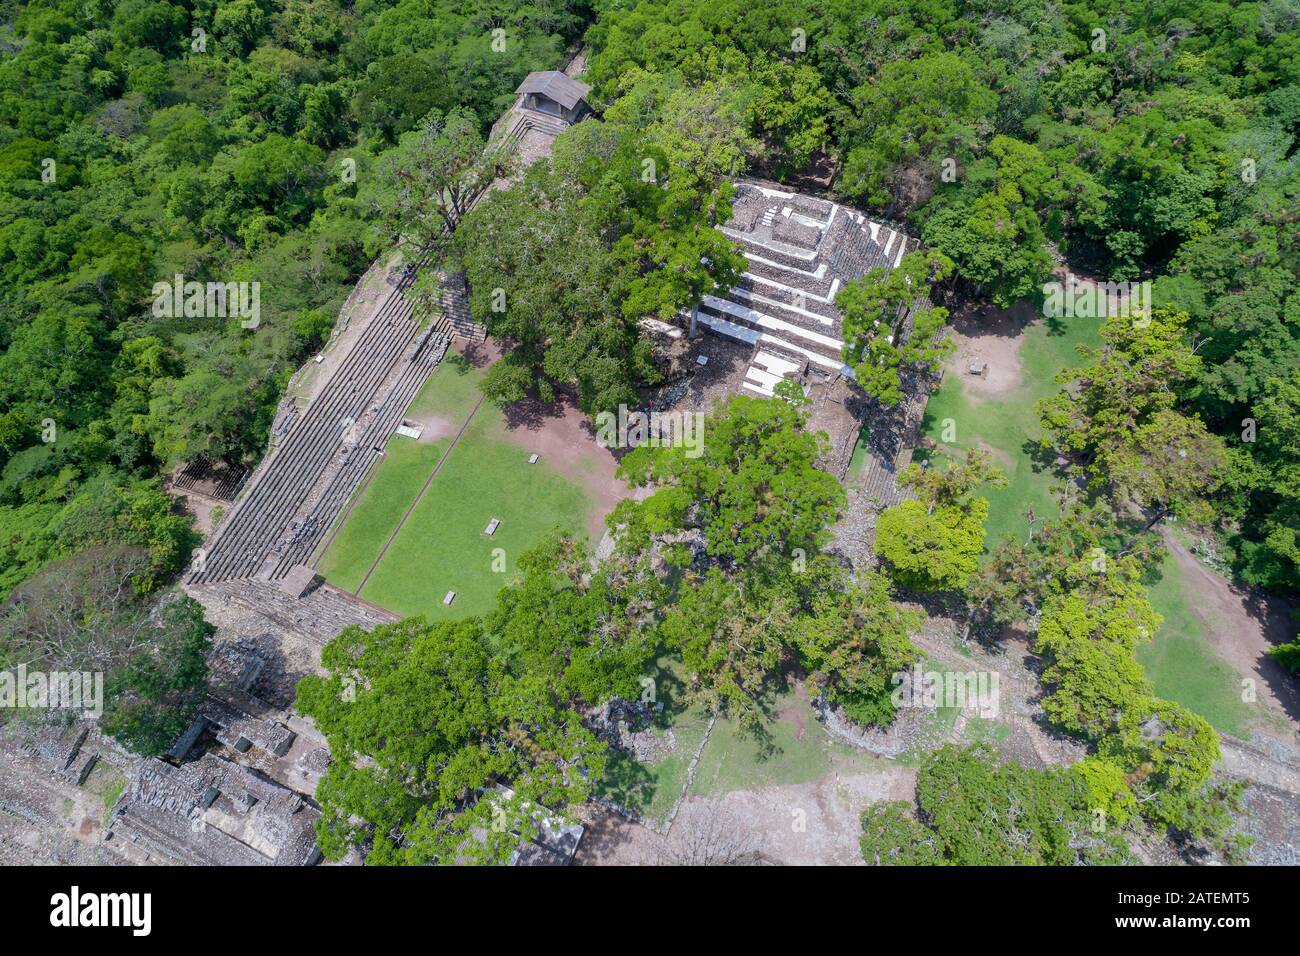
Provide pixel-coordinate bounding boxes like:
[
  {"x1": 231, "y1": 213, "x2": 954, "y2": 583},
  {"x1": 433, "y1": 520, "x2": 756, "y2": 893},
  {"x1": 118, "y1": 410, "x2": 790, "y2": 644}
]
[{"x1": 1160, "y1": 527, "x2": 1300, "y2": 739}]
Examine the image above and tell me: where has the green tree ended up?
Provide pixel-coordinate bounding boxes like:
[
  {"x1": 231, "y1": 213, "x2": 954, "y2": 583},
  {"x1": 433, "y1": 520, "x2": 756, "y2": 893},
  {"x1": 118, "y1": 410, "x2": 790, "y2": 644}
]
[
  {"x1": 100, "y1": 594, "x2": 213, "y2": 756},
  {"x1": 1271, "y1": 633, "x2": 1300, "y2": 674},
  {"x1": 1036, "y1": 589, "x2": 1160, "y2": 739},
  {"x1": 453, "y1": 120, "x2": 743, "y2": 415},
  {"x1": 376, "y1": 107, "x2": 505, "y2": 259},
  {"x1": 920, "y1": 184, "x2": 1054, "y2": 308},
  {"x1": 484, "y1": 534, "x2": 654, "y2": 706},
  {"x1": 874, "y1": 449, "x2": 1006, "y2": 592},
  {"x1": 296, "y1": 616, "x2": 604, "y2": 865},
  {"x1": 0, "y1": 546, "x2": 212, "y2": 757},
  {"x1": 610, "y1": 393, "x2": 845, "y2": 571},
  {"x1": 859, "y1": 802, "x2": 942, "y2": 866},
  {"x1": 1038, "y1": 308, "x2": 1227, "y2": 528},
  {"x1": 839, "y1": 52, "x2": 996, "y2": 216},
  {"x1": 838, "y1": 250, "x2": 955, "y2": 407},
  {"x1": 788, "y1": 561, "x2": 923, "y2": 727},
  {"x1": 862, "y1": 745, "x2": 1131, "y2": 865}
]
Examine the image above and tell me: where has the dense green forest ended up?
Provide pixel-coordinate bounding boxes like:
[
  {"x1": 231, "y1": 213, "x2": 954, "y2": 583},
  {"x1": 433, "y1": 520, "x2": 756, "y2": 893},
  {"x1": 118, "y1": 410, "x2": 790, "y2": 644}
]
[
  {"x1": 576, "y1": 0, "x2": 1299, "y2": 588},
  {"x1": 0, "y1": 0, "x2": 1296, "y2": 861},
  {"x1": 1, "y1": 0, "x2": 1295, "y2": 598},
  {"x1": 0, "y1": 0, "x2": 590, "y2": 596}
]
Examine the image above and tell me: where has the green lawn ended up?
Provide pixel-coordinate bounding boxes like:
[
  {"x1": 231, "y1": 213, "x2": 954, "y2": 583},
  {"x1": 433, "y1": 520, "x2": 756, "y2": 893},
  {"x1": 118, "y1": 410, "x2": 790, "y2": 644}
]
[
  {"x1": 915, "y1": 311, "x2": 1256, "y2": 738},
  {"x1": 918, "y1": 313, "x2": 1103, "y2": 550},
  {"x1": 316, "y1": 356, "x2": 485, "y2": 591},
  {"x1": 964, "y1": 716, "x2": 1012, "y2": 746},
  {"x1": 1138, "y1": 549, "x2": 1254, "y2": 738},
  {"x1": 847, "y1": 424, "x2": 872, "y2": 483},
  {"x1": 406, "y1": 350, "x2": 483, "y2": 418},
  {"x1": 356, "y1": 403, "x2": 593, "y2": 620},
  {"x1": 598, "y1": 705, "x2": 714, "y2": 828},
  {"x1": 689, "y1": 699, "x2": 828, "y2": 797}
]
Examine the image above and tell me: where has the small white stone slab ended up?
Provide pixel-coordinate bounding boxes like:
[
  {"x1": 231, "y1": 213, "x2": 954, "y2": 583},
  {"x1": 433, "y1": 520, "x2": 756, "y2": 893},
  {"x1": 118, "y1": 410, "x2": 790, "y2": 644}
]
[
  {"x1": 484, "y1": 518, "x2": 500, "y2": 536},
  {"x1": 528, "y1": 454, "x2": 539, "y2": 464},
  {"x1": 443, "y1": 591, "x2": 456, "y2": 606}
]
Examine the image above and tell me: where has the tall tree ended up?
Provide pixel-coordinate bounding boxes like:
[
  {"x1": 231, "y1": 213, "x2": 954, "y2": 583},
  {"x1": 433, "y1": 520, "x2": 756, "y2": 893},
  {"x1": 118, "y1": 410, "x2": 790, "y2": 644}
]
[
  {"x1": 861, "y1": 745, "x2": 1132, "y2": 866},
  {"x1": 874, "y1": 449, "x2": 1006, "y2": 592},
  {"x1": 838, "y1": 250, "x2": 955, "y2": 407},
  {"x1": 0, "y1": 545, "x2": 212, "y2": 756},
  {"x1": 296, "y1": 616, "x2": 604, "y2": 865},
  {"x1": 378, "y1": 107, "x2": 508, "y2": 260},
  {"x1": 610, "y1": 393, "x2": 846, "y2": 572},
  {"x1": 1038, "y1": 308, "x2": 1227, "y2": 528}
]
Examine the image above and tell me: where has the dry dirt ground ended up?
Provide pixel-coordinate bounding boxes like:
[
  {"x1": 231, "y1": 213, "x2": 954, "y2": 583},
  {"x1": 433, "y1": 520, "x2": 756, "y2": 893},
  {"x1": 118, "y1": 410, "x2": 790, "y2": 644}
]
[
  {"x1": 405, "y1": 413, "x2": 457, "y2": 444},
  {"x1": 576, "y1": 756, "x2": 915, "y2": 866},
  {"x1": 169, "y1": 490, "x2": 221, "y2": 535},
  {"x1": 499, "y1": 399, "x2": 629, "y2": 545},
  {"x1": 944, "y1": 298, "x2": 1037, "y2": 402}
]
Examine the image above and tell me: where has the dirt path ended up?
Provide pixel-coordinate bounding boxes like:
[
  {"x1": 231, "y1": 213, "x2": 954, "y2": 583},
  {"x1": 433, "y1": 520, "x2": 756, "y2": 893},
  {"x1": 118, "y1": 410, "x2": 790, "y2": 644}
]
[{"x1": 1160, "y1": 528, "x2": 1300, "y2": 738}]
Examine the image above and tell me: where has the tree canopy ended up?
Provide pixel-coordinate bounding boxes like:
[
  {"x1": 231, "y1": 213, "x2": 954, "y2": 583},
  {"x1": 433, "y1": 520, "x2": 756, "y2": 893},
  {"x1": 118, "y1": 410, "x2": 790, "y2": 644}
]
[{"x1": 874, "y1": 449, "x2": 1006, "y2": 592}]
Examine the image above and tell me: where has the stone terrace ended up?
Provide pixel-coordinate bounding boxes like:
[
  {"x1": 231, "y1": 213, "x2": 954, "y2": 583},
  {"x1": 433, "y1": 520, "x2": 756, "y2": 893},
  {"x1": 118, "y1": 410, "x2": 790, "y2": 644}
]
[
  {"x1": 687, "y1": 179, "x2": 922, "y2": 393},
  {"x1": 685, "y1": 180, "x2": 932, "y2": 496},
  {"x1": 107, "y1": 753, "x2": 321, "y2": 866},
  {"x1": 190, "y1": 263, "x2": 454, "y2": 586}
]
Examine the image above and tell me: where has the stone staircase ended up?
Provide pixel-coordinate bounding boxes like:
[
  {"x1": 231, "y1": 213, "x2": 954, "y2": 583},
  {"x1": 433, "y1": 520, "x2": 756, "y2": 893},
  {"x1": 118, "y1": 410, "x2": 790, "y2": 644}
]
[{"x1": 190, "y1": 267, "x2": 453, "y2": 585}]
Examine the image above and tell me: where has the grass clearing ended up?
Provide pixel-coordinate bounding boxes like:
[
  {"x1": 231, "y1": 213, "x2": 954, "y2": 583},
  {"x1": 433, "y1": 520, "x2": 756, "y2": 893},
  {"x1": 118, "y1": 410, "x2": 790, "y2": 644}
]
[
  {"x1": 688, "y1": 702, "x2": 826, "y2": 797},
  {"x1": 592, "y1": 658, "x2": 709, "y2": 829},
  {"x1": 95, "y1": 766, "x2": 128, "y2": 825},
  {"x1": 919, "y1": 312, "x2": 1251, "y2": 736},
  {"x1": 316, "y1": 357, "x2": 485, "y2": 591},
  {"x1": 357, "y1": 405, "x2": 593, "y2": 620},
  {"x1": 919, "y1": 313, "x2": 1102, "y2": 550},
  {"x1": 688, "y1": 687, "x2": 884, "y2": 798},
  {"x1": 895, "y1": 666, "x2": 965, "y2": 768},
  {"x1": 361, "y1": 411, "x2": 595, "y2": 621},
  {"x1": 319, "y1": 352, "x2": 599, "y2": 619},
  {"x1": 1139, "y1": 549, "x2": 1254, "y2": 738},
  {"x1": 317, "y1": 438, "x2": 451, "y2": 590},
  {"x1": 964, "y1": 716, "x2": 1012, "y2": 746},
  {"x1": 594, "y1": 666, "x2": 886, "y2": 825},
  {"x1": 597, "y1": 705, "x2": 713, "y2": 829},
  {"x1": 847, "y1": 424, "x2": 872, "y2": 483}
]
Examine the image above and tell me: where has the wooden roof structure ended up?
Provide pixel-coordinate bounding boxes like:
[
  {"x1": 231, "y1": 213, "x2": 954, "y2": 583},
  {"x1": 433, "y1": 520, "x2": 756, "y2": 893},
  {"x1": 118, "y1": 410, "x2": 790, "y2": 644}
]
[{"x1": 516, "y1": 70, "x2": 590, "y2": 111}]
